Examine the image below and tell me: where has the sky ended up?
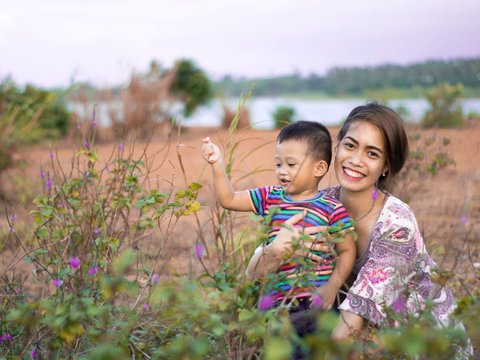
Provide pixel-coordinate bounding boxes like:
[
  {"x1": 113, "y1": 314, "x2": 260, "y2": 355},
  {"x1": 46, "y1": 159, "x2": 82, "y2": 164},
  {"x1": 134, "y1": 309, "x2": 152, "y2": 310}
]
[{"x1": 1, "y1": 0, "x2": 479, "y2": 88}]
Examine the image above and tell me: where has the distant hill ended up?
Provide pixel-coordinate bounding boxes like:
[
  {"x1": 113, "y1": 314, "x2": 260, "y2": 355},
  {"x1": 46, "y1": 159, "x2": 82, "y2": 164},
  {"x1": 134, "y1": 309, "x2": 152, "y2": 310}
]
[{"x1": 214, "y1": 58, "x2": 480, "y2": 97}]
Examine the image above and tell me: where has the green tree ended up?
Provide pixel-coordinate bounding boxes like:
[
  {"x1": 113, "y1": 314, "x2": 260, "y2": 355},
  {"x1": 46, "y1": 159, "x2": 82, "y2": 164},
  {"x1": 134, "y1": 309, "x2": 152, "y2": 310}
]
[
  {"x1": 170, "y1": 59, "x2": 213, "y2": 117},
  {"x1": 272, "y1": 105, "x2": 296, "y2": 128},
  {"x1": 421, "y1": 83, "x2": 464, "y2": 128}
]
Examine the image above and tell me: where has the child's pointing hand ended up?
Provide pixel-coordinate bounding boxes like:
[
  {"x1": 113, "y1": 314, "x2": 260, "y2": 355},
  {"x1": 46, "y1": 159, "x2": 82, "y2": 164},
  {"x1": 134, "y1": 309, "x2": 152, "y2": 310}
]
[{"x1": 201, "y1": 137, "x2": 222, "y2": 164}]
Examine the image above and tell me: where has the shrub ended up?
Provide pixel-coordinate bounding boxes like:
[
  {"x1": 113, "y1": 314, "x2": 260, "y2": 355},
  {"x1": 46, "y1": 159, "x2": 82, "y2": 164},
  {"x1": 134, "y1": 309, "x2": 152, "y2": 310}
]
[
  {"x1": 272, "y1": 105, "x2": 296, "y2": 129},
  {"x1": 421, "y1": 83, "x2": 464, "y2": 128}
]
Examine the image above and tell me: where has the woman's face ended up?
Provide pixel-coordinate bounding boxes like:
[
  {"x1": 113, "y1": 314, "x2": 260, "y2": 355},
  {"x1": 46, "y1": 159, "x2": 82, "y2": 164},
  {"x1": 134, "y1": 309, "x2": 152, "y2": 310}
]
[{"x1": 335, "y1": 120, "x2": 388, "y2": 193}]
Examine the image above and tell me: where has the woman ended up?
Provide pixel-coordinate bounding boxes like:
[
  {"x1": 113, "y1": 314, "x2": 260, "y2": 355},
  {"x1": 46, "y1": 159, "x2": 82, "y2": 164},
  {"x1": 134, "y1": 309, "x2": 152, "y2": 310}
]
[{"x1": 246, "y1": 103, "x2": 472, "y2": 353}]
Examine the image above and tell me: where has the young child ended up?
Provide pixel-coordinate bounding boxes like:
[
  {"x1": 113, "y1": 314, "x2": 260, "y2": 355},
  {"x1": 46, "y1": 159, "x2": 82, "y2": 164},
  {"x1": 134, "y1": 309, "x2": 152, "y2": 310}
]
[{"x1": 201, "y1": 120, "x2": 356, "y2": 310}]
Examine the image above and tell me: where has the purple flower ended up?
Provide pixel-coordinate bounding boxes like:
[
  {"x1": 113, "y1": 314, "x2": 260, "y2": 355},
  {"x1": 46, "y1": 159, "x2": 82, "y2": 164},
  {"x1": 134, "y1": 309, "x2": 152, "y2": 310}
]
[
  {"x1": 83, "y1": 139, "x2": 90, "y2": 149},
  {"x1": 87, "y1": 266, "x2": 99, "y2": 276},
  {"x1": 49, "y1": 145, "x2": 54, "y2": 159},
  {"x1": 372, "y1": 189, "x2": 378, "y2": 201},
  {"x1": 2, "y1": 333, "x2": 12, "y2": 341},
  {"x1": 31, "y1": 347, "x2": 38, "y2": 358},
  {"x1": 258, "y1": 295, "x2": 275, "y2": 311},
  {"x1": 118, "y1": 143, "x2": 124, "y2": 152},
  {"x1": 194, "y1": 243, "x2": 205, "y2": 259},
  {"x1": 69, "y1": 257, "x2": 81, "y2": 269},
  {"x1": 53, "y1": 279, "x2": 64, "y2": 288},
  {"x1": 92, "y1": 107, "x2": 97, "y2": 127},
  {"x1": 9, "y1": 227, "x2": 15, "y2": 233},
  {"x1": 143, "y1": 303, "x2": 150, "y2": 311},
  {"x1": 94, "y1": 227, "x2": 101, "y2": 235},
  {"x1": 46, "y1": 178, "x2": 53, "y2": 191},
  {"x1": 11, "y1": 213, "x2": 17, "y2": 223},
  {"x1": 310, "y1": 294, "x2": 324, "y2": 309},
  {"x1": 392, "y1": 296, "x2": 407, "y2": 314},
  {"x1": 152, "y1": 273, "x2": 160, "y2": 284},
  {"x1": 460, "y1": 215, "x2": 468, "y2": 225},
  {"x1": 40, "y1": 171, "x2": 46, "y2": 179}
]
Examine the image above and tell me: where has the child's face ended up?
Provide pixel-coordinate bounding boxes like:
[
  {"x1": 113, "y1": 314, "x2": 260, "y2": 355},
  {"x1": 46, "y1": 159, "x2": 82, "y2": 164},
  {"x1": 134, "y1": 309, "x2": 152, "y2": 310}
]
[{"x1": 274, "y1": 139, "x2": 326, "y2": 200}]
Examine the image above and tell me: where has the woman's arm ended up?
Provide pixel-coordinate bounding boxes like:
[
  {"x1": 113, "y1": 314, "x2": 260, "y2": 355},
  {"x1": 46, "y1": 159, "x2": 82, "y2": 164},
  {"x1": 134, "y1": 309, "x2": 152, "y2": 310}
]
[
  {"x1": 332, "y1": 310, "x2": 364, "y2": 340},
  {"x1": 245, "y1": 212, "x2": 332, "y2": 280},
  {"x1": 314, "y1": 231, "x2": 356, "y2": 310}
]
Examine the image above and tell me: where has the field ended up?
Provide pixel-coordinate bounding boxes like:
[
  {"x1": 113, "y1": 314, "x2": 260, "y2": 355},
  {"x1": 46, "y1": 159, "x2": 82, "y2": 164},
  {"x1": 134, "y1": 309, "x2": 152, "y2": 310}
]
[{"x1": 0, "y1": 122, "x2": 479, "y2": 358}]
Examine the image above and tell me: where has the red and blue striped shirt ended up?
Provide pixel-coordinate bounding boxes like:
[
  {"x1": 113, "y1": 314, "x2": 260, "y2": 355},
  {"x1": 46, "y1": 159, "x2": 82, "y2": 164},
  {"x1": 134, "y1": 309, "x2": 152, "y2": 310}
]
[{"x1": 248, "y1": 185, "x2": 353, "y2": 301}]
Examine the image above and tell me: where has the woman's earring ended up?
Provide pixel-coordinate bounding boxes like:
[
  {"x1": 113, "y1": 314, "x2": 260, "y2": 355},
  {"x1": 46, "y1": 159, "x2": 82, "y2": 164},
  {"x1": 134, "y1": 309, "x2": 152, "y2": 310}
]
[{"x1": 382, "y1": 173, "x2": 386, "y2": 177}]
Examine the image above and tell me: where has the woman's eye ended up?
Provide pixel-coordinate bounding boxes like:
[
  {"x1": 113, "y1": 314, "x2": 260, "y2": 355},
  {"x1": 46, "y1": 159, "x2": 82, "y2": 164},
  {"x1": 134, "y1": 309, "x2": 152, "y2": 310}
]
[
  {"x1": 367, "y1": 151, "x2": 379, "y2": 158},
  {"x1": 344, "y1": 142, "x2": 354, "y2": 149}
]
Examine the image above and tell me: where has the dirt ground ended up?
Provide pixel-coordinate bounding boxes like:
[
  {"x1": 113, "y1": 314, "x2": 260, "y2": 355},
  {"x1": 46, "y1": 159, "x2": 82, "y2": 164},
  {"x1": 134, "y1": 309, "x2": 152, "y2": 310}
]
[{"x1": 2, "y1": 123, "x2": 480, "y2": 291}]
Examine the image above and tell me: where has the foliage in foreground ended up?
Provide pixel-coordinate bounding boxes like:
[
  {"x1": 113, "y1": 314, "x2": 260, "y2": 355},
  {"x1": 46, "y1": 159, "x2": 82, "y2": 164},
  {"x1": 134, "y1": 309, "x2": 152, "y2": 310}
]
[{"x1": 0, "y1": 116, "x2": 478, "y2": 359}]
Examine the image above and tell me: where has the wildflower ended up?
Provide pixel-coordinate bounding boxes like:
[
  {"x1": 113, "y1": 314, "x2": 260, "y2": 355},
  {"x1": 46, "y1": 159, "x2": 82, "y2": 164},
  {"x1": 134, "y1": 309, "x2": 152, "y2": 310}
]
[
  {"x1": 258, "y1": 295, "x2": 275, "y2": 311},
  {"x1": 83, "y1": 139, "x2": 90, "y2": 149},
  {"x1": 31, "y1": 347, "x2": 38, "y2": 358},
  {"x1": 69, "y1": 257, "x2": 81, "y2": 269},
  {"x1": 118, "y1": 143, "x2": 124, "y2": 152},
  {"x1": 49, "y1": 145, "x2": 54, "y2": 159},
  {"x1": 9, "y1": 227, "x2": 15, "y2": 233},
  {"x1": 2, "y1": 333, "x2": 12, "y2": 341},
  {"x1": 392, "y1": 296, "x2": 407, "y2": 314},
  {"x1": 143, "y1": 303, "x2": 150, "y2": 311},
  {"x1": 94, "y1": 227, "x2": 101, "y2": 235},
  {"x1": 152, "y1": 273, "x2": 160, "y2": 284},
  {"x1": 87, "y1": 266, "x2": 99, "y2": 276},
  {"x1": 460, "y1": 215, "x2": 468, "y2": 225},
  {"x1": 53, "y1": 279, "x2": 64, "y2": 288},
  {"x1": 194, "y1": 243, "x2": 205, "y2": 259},
  {"x1": 92, "y1": 107, "x2": 97, "y2": 127},
  {"x1": 46, "y1": 178, "x2": 53, "y2": 191},
  {"x1": 310, "y1": 294, "x2": 324, "y2": 309},
  {"x1": 40, "y1": 171, "x2": 46, "y2": 179}
]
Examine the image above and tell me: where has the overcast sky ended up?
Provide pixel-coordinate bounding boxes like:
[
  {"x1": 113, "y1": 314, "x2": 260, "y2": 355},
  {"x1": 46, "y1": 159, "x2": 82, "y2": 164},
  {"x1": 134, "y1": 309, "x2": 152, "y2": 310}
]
[{"x1": 1, "y1": 0, "x2": 479, "y2": 88}]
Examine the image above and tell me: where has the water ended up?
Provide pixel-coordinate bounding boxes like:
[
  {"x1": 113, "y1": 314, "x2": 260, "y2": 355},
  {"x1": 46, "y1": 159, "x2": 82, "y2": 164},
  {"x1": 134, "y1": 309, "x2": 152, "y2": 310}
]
[{"x1": 69, "y1": 97, "x2": 480, "y2": 129}]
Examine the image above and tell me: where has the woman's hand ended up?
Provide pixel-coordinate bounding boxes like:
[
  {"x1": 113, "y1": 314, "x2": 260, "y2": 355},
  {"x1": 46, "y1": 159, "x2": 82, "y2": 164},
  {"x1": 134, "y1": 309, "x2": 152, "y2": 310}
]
[{"x1": 245, "y1": 211, "x2": 335, "y2": 280}]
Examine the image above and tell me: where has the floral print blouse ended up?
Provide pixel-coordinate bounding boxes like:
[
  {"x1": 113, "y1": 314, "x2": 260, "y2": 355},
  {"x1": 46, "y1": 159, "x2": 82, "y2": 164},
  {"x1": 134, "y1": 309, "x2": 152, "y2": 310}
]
[{"x1": 323, "y1": 186, "x2": 458, "y2": 327}]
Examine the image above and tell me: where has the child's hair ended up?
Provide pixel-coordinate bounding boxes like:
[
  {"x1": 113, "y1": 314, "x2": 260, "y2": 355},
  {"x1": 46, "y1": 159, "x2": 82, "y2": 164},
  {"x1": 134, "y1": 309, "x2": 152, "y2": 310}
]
[
  {"x1": 338, "y1": 102, "x2": 409, "y2": 191},
  {"x1": 277, "y1": 120, "x2": 332, "y2": 166}
]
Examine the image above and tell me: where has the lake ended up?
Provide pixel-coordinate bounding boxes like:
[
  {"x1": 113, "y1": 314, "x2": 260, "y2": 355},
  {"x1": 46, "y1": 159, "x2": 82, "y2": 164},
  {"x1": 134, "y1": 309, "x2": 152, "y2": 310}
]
[{"x1": 69, "y1": 97, "x2": 480, "y2": 129}]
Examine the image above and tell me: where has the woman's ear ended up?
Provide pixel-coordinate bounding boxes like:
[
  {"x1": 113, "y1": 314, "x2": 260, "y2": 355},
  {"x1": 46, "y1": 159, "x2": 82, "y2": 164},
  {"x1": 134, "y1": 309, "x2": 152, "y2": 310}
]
[
  {"x1": 314, "y1": 160, "x2": 329, "y2": 178},
  {"x1": 382, "y1": 166, "x2": 389, "y2": 177}
]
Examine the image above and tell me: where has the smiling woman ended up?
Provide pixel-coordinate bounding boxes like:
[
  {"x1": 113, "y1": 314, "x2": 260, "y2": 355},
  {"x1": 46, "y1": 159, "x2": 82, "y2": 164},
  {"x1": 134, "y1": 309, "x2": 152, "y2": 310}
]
[{"x1": 246, "y1": 103, "x2": 473, "y2": 357}]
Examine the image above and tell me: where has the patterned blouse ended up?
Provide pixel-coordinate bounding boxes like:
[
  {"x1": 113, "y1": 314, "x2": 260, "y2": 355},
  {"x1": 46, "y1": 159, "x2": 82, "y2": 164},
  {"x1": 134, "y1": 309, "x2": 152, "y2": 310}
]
[{"x1": 323, "y1": 186, "x2": 459, "y2": 327}]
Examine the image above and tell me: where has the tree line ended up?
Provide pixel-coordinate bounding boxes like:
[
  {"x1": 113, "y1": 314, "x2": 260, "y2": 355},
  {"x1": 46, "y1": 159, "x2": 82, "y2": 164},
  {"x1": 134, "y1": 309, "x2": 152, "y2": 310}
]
[{"x1": 214, "y1": 58, "x2": 480, "y2": 97}]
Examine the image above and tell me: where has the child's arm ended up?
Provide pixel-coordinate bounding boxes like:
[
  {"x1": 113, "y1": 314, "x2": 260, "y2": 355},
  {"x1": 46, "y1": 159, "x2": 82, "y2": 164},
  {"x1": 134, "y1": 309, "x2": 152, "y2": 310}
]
[
  {"x1": 314, "y1": 231, "x2": 356, "y2": 310},
  {"x1": 201, "y1": 137, "x2": 252, "y2": 211}
]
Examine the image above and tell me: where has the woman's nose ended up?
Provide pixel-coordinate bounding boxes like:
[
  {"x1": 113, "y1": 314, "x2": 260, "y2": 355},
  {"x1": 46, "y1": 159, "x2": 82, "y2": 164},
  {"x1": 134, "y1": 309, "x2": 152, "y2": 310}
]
[{"x1": 348, "y1": 151, "x2": 365, "y2": 166}]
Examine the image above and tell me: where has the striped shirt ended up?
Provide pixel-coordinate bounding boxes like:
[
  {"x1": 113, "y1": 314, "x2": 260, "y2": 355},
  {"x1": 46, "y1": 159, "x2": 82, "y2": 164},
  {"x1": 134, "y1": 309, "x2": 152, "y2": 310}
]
[{"x1": 248, "y1": 185, "x2": 353, "y2": 301}]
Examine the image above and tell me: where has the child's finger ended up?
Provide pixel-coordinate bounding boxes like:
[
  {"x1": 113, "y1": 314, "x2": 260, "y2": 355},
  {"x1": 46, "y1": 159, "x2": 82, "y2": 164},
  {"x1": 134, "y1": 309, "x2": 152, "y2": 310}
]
[{"x1": 283, "y1": 212, "x2": 307, "y2": 226}]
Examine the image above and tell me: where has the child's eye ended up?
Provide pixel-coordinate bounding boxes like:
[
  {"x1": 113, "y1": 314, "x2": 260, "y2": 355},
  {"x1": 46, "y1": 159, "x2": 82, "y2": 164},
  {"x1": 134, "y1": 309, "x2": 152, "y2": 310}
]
[{"x1": 288, "y1": 163, "x2": 296, "y2": 167}]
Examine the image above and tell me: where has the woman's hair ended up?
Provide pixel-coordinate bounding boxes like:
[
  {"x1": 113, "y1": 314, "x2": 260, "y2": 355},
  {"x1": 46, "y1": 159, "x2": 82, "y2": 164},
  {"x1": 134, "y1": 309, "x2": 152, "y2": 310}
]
[{"x1": 337, "y1": 103, "x2": 409, "y2": 190}]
